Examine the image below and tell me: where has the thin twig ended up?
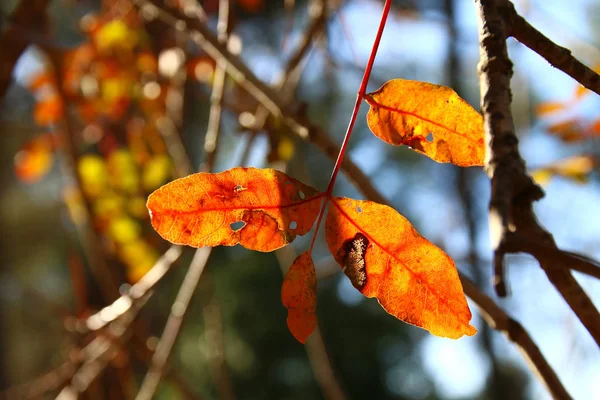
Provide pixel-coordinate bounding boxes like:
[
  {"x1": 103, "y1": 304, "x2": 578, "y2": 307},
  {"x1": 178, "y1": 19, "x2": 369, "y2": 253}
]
[
  {"x1": 202, "y1": 0, "x2": 230, "y2": 171},
  {"x1": 55, "y1": 294, "x2": 152, "y2": 399},
  {"x1": 500, "y1": 0, "x2": 600, "y2": 96},
  {"x1": 84, "y1": 245, "x2": 183, "y2": 332},
  {"x1": 276, "y1": 219, "x2": 348, "y2": 400},
  {"x1": 132, "y1": 0, "x2": 387, "y2": 205},
  {"x1": 475, "y1": 0, "x2": 600, "y2": 348},
  {"x1": 136, "y1": 247, "x2": 212, "y2": 400}
]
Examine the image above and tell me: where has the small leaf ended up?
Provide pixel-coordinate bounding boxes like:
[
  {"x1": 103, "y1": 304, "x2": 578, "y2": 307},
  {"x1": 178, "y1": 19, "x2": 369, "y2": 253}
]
[
  {"x1": 535, "y1": 101, "x2": 567, "y2": 116},
  {"x1": 147, "y1": 167, "x2": 323, "y2": 252},
  {"x1": 546, "y1": 119, "x2": 584, "y2": 142},
  {"x1": 532, "y1": 155, "x2": 596, "y2": 186},
  {"x1": 34, "y1": 96, "x2": 64, "y2": 126},
  {"x1": 281, "y1": 252, "x2": 317, "y2": 343},
  {"x1": 325, "y1": 197, "x2": 476, "y2": 339},
  {"x1": 14, "y1": 133, "x2": 55, "y2": 183},
  {"x1": 365, "y1": 79, "x2": 484, "y2": 167}
]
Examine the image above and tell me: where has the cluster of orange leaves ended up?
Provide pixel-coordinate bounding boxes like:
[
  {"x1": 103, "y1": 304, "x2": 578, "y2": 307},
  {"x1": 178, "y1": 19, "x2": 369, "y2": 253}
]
[
  {"x1": 532, "y1": 72, "x2": 600, "y2": 185},
  {"x1": 17, "y1": 10, "x2": 216, "y2": 281},
  {"x1": 147, "y1": 79, "x2": 484, "y2": 343}
]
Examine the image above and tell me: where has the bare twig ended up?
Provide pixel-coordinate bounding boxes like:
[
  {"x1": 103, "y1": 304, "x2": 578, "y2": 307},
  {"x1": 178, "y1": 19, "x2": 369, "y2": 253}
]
[
  {"x1": 501, "y1": 233, "x2": 600, "y2": 280},
  {"x1": 132, "y1": 0, "x2": 387, "y2": 206},
  {"x1": 56, "y1": 294, "x2": 151, "y2": 399},
  {"x1": 136, "y1": 247, "x2": 212, "y2": 400},
  {"x1": 202, "y1": 0, "x2": 230, "y2": 171},
  {"x1": 460, "y1": 276, "x2": 572, "y2": 399},
  {"x1": 499, "y1": 0, "x2": 600, "y2": 96},
  {"x1": 84, "y1": 245, "x2": 183, "y2": 332},
  {"x1": 475, "y1": 0, "x2": 600, "y2": 348}
]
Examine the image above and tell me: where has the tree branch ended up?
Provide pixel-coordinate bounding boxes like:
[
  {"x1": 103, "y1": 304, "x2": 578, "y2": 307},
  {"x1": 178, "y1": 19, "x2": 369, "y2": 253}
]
[
  {"x1": 136, "y1": 247, "x2": 212, "y2": 400},
  {"x1": 460, "y1": 276, "x2": 572, "y2": 399},
  {"x1": 475, "y1": 0, "x2": 600, "y2": 348},
  {"x1": 500, "y1": 0, "x2": 600, "y2": 96}
]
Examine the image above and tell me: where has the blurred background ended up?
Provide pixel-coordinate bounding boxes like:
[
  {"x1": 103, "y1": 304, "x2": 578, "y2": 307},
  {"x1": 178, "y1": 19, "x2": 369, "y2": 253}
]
[{"x1": 0, "y1": 0, "x2": 599, "y2": 399}]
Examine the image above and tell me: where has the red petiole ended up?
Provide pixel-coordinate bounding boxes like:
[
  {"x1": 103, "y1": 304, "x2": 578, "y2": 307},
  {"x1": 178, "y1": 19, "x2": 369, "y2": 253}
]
[{"x1": 308, "y1": 0, "x2": 392, "y2": 254}]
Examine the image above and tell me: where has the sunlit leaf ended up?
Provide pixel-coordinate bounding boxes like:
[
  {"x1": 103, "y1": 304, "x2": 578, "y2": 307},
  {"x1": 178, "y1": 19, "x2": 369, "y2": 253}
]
[
  {"x1": 532, "y1": 155, "x2": 596, "y2": 186},
  {"x1": 535, "y1": 101, "x2": 567, "y2": 116},
  {"x1": 94, "y1": 19, "x2": 138, "y2": 53},
  {"x1": 365, "y1": 79, "x2": 484, "y2": 166},
  {"x1": 109, "y1": 216, "x2": 142, "y2": 243},
  {"x1": 325, "y1": 197, "x2": 476, "y2": 339},
  {"x1": 281, "y1": 252, "x2": 317, "y2": 343},
  {"x1": 147, "y1": 167, "x2": 323, "y2": 252},
  {"x1": 142, "y1": 155, "x2": 172, "y2": 191},
  {"x1": 546, "y1": 119, "x2": 585, "y2": 143},
  {"x1": 34, "y1": 96, "x2": 64, "y2": 126},
  {"x1": 107, "y1": 149, "x2": 140, "y2": 194},
  {"x1": 79, "y1": 154, "x2": 108, "y2": 197},
  {"x1": 14, "y1": 133, "x2": 55, "y2": 183}
]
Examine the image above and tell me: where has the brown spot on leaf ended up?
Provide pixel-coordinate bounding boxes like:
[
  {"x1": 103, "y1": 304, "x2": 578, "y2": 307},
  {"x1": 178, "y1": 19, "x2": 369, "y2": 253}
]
[{"x1": 343, "y1": 233, "x2": 368, "y2": 290}]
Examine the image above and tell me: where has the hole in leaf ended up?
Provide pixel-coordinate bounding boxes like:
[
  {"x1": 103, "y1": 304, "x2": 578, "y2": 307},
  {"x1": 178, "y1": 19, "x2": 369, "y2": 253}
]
[
  {"x1": 426, "y1": 132, "x2": 434, "y2": 142},
  {"x1": 290, "y1": 221, "x2": 297, "y2": 229},
  {"x1": 230, "y1": 221, "x2": 245, "y2": 231},
  {"x1": 299, "y1": 190, "x2": 305, "y2": 199},
  {"x1": 234, "y1": 184, "x2": 246, "y2": 192},
  {"x1": 357, "y1": 206, "x2": 362, "y2": 213}
]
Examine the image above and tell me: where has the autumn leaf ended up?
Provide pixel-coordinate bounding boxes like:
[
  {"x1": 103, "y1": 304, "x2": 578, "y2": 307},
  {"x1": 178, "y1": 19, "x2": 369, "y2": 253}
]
[
  {"x1": 535, "y1": 101, "x2": 567, "y2": 116},
  {"x1": 365, "y1": 79, "x2": 484, "y2": 167},
  {"x1": 532, "y1": 155, "x2": 597, "y2": 186},
  {"x1": 281, "y1": 252, "x2": 317, "y2": 343},
  {"x1": 325, "y1": 197, "x2": 476, "y2": 339},
  {"x1": 147, "y1": 168, "x2": 323, "y2": 252},
  {"x1": 546, "y1": 119, "x2": 585, "y2": 143},
  {"x1": 34, "y1": 96, "x2": 64, "y2": 126},
  {"x1": 14, "y1": 133, "x2": 55, "y2": 183}
]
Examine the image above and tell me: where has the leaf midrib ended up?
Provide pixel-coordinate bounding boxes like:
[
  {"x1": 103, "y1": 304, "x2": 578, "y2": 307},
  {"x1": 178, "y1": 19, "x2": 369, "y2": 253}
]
[
  {"x1": 151, "y1": 193, "x2": 324, "y2": 216},
  {"x1": 331, "y1": 199, "x2": 470, "y2": 325},
  {"x1": 366, "y1": 96, "x2": 479, "y2": 144}
]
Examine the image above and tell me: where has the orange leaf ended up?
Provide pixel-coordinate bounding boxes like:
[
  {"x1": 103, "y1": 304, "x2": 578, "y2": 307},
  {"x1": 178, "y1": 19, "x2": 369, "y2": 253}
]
[
  {"x1": 147, "y1": 167, "x2": 323, "y2": 252},
  {"x1": 325, "y1": 197, "x2": 476, "y2": 339},
  {"x1": 281, "y1": 252, "x2": 317, "y2": 343},
  {"x1": 532, "y1": 155, "x2": 597, "y2": 186},
  {"x1": 34, "y1": 96, "x2": 64, "y2": 126},
  {"x1": 365, "y1": 79, "x2": 484, "y2": 167},
  {"x1": 535, "y1": 101, "x2": 567, "y2": 116},
  {"x1": 14, "y1": 133, "x2": 55, "y2": 183},
  {"x1": 546, "y1": 119, "x2": 584, "y2": 142}
]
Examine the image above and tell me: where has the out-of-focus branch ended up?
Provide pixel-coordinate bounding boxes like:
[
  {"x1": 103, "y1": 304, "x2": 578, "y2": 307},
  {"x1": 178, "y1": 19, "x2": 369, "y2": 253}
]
[
  {"x1": 475, "y1": 0, "x2": 600, "y2": 348},
  {"x1": 499, "y1": 0, "x2": 600, "y2": 96},
  {"x1": 56, "y1": 294, "x2": 151, "y2": 399},
  {"x1": 132, "y1": 0, "x2": 387, "y2": 207},
  {"x1": 460, "y1": 276, "x2": 572, "y2": 399},
  {"x1": 83, "y1": 245, "x2": 183, "y2": 332},
  {"x1": 136, "y1": 247, "x2": 212, "y2": 400},
  {"x1": 202, "y1": 0, "x2": 230, "y2": 171},
  {"x1": 0, "y1": 0, "x2": 51, "y2": 99}
]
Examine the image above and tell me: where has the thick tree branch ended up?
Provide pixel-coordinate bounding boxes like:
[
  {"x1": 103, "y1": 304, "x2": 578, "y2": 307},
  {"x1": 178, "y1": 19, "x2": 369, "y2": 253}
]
[
  {"x1": 499, "y1": 0, "x2": 600, "y2": 96},
  {"x1": 475, "y1": 0, "x2": 600, "y2": 349}
]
